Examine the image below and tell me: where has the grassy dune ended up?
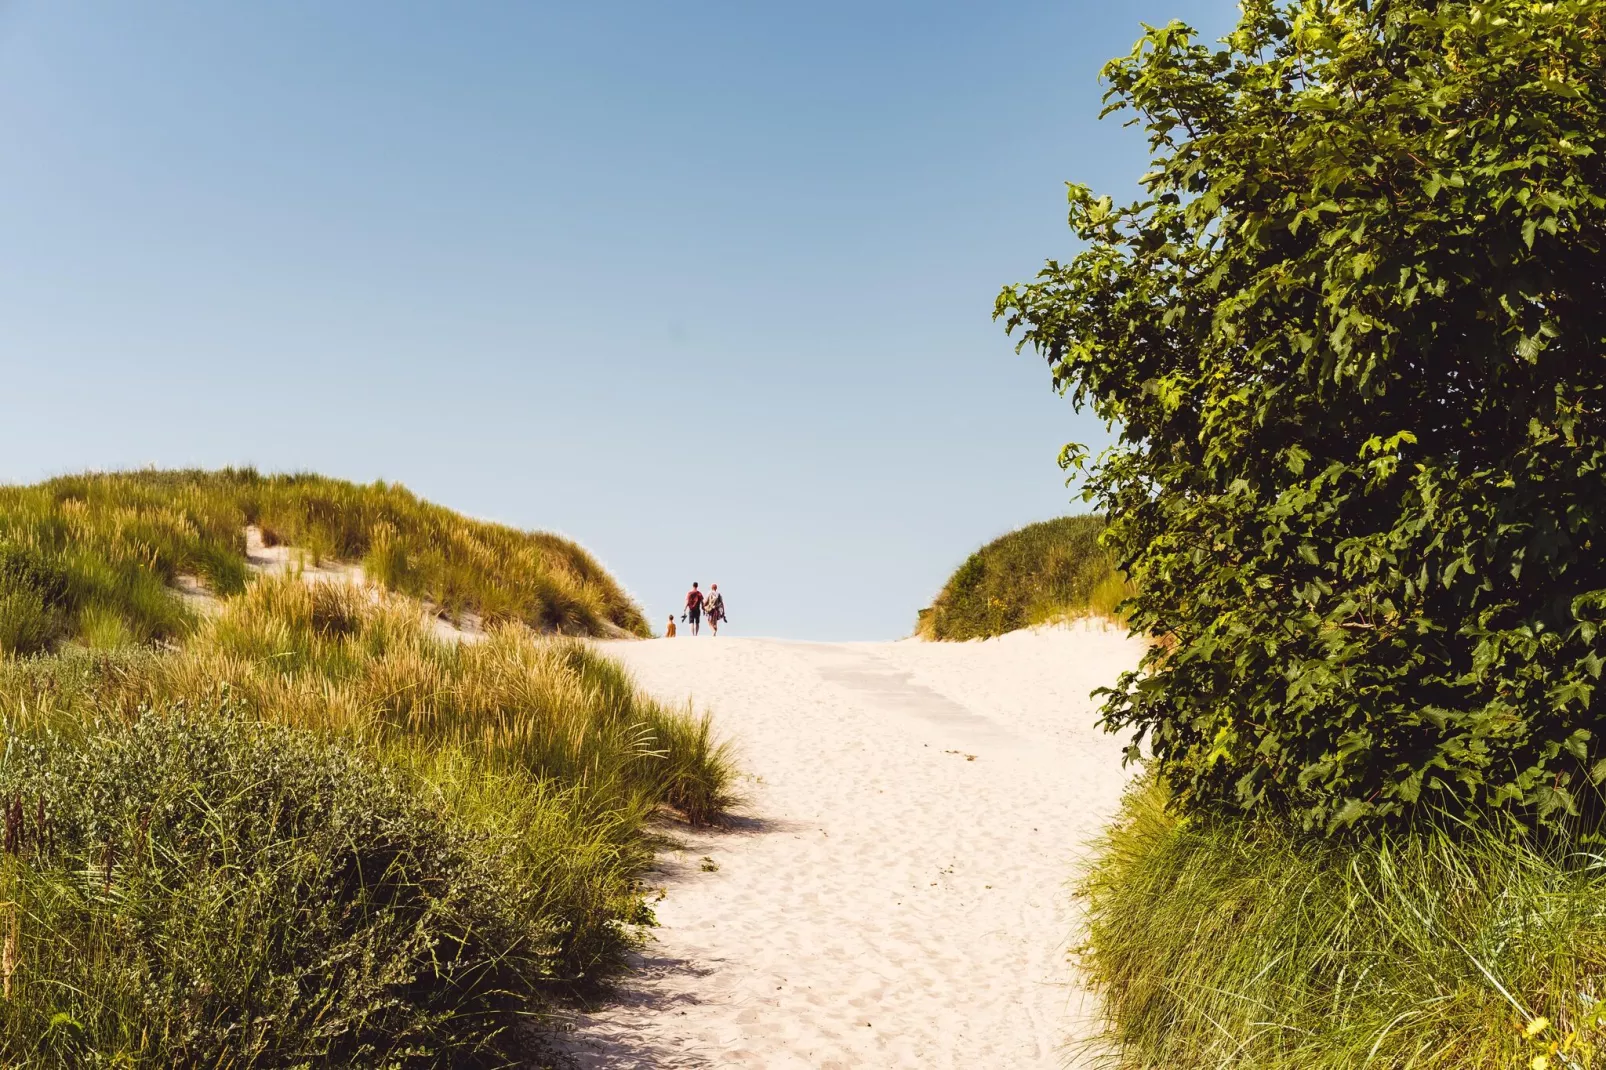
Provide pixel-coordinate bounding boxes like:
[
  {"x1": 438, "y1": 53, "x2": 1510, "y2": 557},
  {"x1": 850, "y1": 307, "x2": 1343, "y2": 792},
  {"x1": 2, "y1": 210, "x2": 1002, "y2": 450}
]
[
  {"x1": 0, "y1": 468, "x2": 649, "y2": 654},
  {"x1": 1080, "y1": 779, "x2": 1606, "y2": 1068},
  {"x1": 917, "y1": 515, "x2": 1128, "y2": 640},
  {"x1": 0, "y1": 473, "x2": 729, "y2": 1064},
  {"x1": 0, "y1": 583, "x2": 732, "y2": 1063}
]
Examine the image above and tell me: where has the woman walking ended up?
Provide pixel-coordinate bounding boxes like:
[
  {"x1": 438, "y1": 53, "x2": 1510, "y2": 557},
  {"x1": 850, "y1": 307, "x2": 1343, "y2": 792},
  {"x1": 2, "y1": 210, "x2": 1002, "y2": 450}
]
[{"x1": 705, "y1": 584, "x2": 727, "y2": 636}]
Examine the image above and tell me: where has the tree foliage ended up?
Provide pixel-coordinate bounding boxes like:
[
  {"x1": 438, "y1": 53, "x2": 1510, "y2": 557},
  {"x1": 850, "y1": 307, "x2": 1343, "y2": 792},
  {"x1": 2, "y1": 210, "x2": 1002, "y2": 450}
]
[{"x1": 998, "y1": 0, "x2": 1606, "y2": 830}]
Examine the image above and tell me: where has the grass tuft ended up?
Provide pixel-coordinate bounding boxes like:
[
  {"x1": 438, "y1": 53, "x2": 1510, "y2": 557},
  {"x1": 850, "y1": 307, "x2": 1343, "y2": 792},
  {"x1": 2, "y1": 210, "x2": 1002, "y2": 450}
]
[{"x1": 1080, "y1": 775, "x2": 1606, "y2": 1068}]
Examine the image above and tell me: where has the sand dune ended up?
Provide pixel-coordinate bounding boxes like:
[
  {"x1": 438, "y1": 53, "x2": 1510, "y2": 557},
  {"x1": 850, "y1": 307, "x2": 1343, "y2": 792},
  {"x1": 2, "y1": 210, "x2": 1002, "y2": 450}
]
[{"x1": 559, "y1": 623, "x2": 1144, "y2": 1069}]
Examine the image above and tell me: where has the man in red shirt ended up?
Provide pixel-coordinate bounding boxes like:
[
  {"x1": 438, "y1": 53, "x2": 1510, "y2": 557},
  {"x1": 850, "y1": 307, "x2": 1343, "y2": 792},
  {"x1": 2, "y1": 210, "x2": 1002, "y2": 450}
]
[{"x1": 685, "y1": 582, "x2": 704, "y2": 636}]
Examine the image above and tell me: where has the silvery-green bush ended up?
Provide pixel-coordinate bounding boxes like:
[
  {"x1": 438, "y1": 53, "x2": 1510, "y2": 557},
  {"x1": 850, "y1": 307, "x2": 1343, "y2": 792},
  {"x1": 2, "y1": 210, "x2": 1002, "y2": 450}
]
[{"x1": 0, "y1": 709, "x2": 563, "y2": 1067}]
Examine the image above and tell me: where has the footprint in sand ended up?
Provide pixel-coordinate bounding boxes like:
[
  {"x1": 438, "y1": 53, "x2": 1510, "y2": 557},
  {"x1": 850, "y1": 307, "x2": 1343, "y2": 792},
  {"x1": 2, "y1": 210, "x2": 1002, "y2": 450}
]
[{"x1": 556, "y1": 623, "x2": 1143, "y2": 1069}]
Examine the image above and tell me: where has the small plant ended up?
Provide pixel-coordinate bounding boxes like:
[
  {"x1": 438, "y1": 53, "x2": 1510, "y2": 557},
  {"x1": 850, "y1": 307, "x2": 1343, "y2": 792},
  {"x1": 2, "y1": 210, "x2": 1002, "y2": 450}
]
[
  {"x1": 75, "y1": 604, "x2": 133, "y2": 650},
  {"x1": 0, "y1": 589, "x2": 58, "y2": 657},
  {"x1": 0, "y1": 546, "x2": 71, "y2": 656},
  {"x1": 699, "y1": 856, "x2": 719, "y2": 873}
]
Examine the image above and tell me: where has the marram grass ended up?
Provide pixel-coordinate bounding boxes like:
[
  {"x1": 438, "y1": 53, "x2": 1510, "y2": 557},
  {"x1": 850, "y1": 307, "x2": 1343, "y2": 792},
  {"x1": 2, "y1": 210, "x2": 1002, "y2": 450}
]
[
  {"x1": 0, "y1": 712, "x2": 576, "y2": 1067},
  {"x1": 0, "y1": 577, "x2": 734, "y2": 1064},
  {"x1": 917, "y1": 515, "x2": 1130, "y2": 640},
  {"x1": 2, "y1": 574, "x2": 734, "y2": 830},
  {"x1": 0, "y1": 467, "x2": 650, "y2": 653},
  {"x1": 1080, "y1": 776, "x2": 1606, "y2": 1069}
]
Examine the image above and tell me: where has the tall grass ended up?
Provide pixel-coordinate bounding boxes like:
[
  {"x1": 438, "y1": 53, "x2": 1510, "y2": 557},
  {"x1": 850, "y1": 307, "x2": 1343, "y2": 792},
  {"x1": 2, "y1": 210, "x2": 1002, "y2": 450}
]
[
  {"x1": 917, "y1": 515, "x2": 1130, "y2": 640},
  {"x1": 0, "y1": 468, "x2": 649, "y2": 653},
  {"x1": 0, "y1": 577, "x2": 733, "y2": 1062},
  {"x1": 2, "y1": 575, "x2": 733, "y2": 834},
  {"x1": 1080, "y1": 776, "x2": 1606, "y2": 1068}
]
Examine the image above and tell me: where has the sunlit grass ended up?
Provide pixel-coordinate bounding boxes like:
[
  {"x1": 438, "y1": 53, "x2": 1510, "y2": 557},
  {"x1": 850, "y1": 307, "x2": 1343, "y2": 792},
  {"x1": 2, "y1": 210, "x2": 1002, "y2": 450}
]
[
  {"x1": 0, "y1": 482, "x2": 730, "y2": 1063},
  {"x1": 4, "y1": 574, "x2": 733, "y2": 833},
  {"x1": 917, "y1": 515, "x2": 1129, "y2": 640},
  {"x1": 1079, "y1": 776, "x2": 1606, "y2": 1068},
  {"x1": 0, "y1": 468, "x2": 650, "y2": 654},
  {"x1": 0, "y1": 710, "x2": 608, "y2": 1065},
  {"x1": 0, "y1": 579, "x2": 734, "y2": 1062}
]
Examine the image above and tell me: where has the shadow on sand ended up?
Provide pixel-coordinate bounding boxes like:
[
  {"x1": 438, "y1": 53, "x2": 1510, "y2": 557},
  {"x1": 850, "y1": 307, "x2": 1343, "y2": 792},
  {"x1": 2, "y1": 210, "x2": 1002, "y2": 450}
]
[{"x1": 550, "y1": 812, "x2": 805, "y2": 1068}]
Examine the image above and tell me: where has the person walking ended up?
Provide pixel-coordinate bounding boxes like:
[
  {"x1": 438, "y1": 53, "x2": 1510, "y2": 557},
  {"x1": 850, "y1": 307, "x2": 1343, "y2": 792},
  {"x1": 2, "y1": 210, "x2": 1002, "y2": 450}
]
[
  {"x1": 684, "y1": 582, "x2": 704, "y2": 636},
  {"x1": 705, "y1": 583, "x2": 727, "y2": 636}
]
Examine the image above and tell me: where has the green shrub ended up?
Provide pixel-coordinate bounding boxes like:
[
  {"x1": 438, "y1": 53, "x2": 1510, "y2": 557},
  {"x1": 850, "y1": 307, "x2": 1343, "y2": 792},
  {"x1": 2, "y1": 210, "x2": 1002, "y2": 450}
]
[
  {"x1": 0, "y1": 546, "x2": 70, "y2": 609},
  {"x1": 0, "y1": 547, "x2": 71, "y2": 656},
  {"x1": 918, "y1": 516, "x2": 1127, "y2": 640},
  {"x1": 998, "y1": 0, "x2": 1606, "y2": 829},
  {"x1": 0, "y1": 589, "x2": 58, "y2": 657},
  {"x1": 1080, "y1": 776, "x2": 1606, "y2": 1069},
  {"x1": 0, "y1": 710, "x2": 571, "y2": 1067}
]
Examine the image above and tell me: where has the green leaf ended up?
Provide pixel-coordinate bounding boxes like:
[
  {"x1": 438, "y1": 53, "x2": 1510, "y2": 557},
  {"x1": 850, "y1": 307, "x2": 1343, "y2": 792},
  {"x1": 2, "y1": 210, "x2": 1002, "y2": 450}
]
[{"x1": 1000, "y1": 0, "x2": 1606, "y2": 833}]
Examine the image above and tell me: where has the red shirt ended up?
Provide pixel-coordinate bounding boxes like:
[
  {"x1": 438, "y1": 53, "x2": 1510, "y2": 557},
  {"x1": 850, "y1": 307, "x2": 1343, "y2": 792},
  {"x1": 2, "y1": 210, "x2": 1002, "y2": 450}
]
[{"x1": 686, "y1": 589, "x2": 704, "y2": 610}]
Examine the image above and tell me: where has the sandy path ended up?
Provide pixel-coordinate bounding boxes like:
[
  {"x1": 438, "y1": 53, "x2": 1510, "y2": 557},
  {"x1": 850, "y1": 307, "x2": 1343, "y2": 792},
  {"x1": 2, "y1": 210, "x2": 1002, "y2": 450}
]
[{"x1": 559, "y1": 624, "x2": 1145, "y2": 1069}]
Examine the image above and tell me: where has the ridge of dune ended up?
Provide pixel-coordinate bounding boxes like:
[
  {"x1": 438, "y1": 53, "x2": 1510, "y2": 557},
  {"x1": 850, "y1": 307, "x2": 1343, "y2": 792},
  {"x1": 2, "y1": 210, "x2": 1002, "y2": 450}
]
[{"x1": 560, "y1": 621, "x2": 1142, "y2": 1068}]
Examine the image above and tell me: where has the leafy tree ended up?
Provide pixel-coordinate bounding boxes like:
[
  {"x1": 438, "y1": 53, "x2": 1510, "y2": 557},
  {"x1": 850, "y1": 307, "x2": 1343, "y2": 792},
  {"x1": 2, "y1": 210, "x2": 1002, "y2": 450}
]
[{"x1": 998, "y1": 0, "x2": 1606, "y2": 830}]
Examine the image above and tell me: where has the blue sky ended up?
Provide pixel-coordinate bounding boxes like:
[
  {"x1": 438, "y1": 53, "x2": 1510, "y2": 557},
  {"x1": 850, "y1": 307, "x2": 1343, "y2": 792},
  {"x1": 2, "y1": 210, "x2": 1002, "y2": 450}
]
[{"x1": 0, "y1": 0, "x2": 1236, "y2": 640}]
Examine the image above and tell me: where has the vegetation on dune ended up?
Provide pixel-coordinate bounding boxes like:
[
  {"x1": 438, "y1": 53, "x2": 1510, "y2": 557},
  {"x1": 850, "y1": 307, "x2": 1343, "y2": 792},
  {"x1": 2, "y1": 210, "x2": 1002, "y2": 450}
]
[
  {"x1": 916, "y1": 515, "x2": 1128, "y2": 640},
  {"x1": 0, "y1": 581, "x2": 733, "y2": 1063},
  {"x1": 106, "y1": 573, "x2": 730, "y2": 826},
  {"x1": 1081, "y1": 778, "x2": 1606, "y2": 1069},
  {"x1": 1000, "y1": 0, "x2": 1606, "y2": 1063},
  {"x1": 0, "y1": 471, "x2": 730, "y2": 1063},
  {"x1": 0, "y1": 712, "x2": 572, "y2": 1067},
  {"x1": 0, "y1": 468, "x2": 649, "y2": 652}
]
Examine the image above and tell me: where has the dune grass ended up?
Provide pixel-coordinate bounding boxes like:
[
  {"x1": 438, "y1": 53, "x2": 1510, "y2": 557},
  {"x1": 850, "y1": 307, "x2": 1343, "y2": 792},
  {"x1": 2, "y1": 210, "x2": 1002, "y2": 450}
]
[
  {"x1": 0, "y1": 710, "x2": 586, "y2": 1067},
  {"x1": 1079, "y1": 776, "x2": 1606, "y2": 1069},
  {"x1": 0, "y1": 468, "x2": 649, "y2": 653},
  {"x1": 0, "y1": 550, "x2": 731, "y2": 1062},
  {"x1": 916, "y1": 515, "x2": 1130, "y2": 640}
]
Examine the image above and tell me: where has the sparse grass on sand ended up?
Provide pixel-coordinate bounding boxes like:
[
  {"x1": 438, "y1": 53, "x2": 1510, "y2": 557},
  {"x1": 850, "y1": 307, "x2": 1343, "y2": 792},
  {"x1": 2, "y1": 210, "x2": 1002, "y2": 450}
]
[
  {"x1": 917, "y1": 515, "x2": 1130, "y2": 640},
  {"x1": 0, "y1": 468, "x2": 649, "y2": 654},
  {"x1": 0, "y1": 582, "x2": 734, "y2": 1063},
  {"x1": 1079, "y1": 776, "x2": 1606, "y2": 1068}
]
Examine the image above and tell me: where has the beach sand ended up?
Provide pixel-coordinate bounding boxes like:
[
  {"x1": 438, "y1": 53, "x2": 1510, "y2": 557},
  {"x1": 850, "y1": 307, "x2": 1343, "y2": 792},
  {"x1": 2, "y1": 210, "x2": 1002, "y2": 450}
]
[{"x1": 558, "y1": 622, "x2": 1145, "y2": 1069}]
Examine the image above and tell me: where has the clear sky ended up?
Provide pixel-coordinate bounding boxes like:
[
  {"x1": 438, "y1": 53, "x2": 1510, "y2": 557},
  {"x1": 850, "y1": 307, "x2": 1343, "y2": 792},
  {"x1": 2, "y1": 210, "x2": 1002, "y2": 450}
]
[{"x1": 0, "y1": 0, "x2": 1236, "y2": 640}]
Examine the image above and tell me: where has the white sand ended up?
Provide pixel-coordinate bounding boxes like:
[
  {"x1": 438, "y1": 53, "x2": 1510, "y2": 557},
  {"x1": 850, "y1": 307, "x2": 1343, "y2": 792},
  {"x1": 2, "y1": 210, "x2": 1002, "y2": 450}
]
[{"x1": 559, "y1": 622, "x2": 1145, "y2": 1069}]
